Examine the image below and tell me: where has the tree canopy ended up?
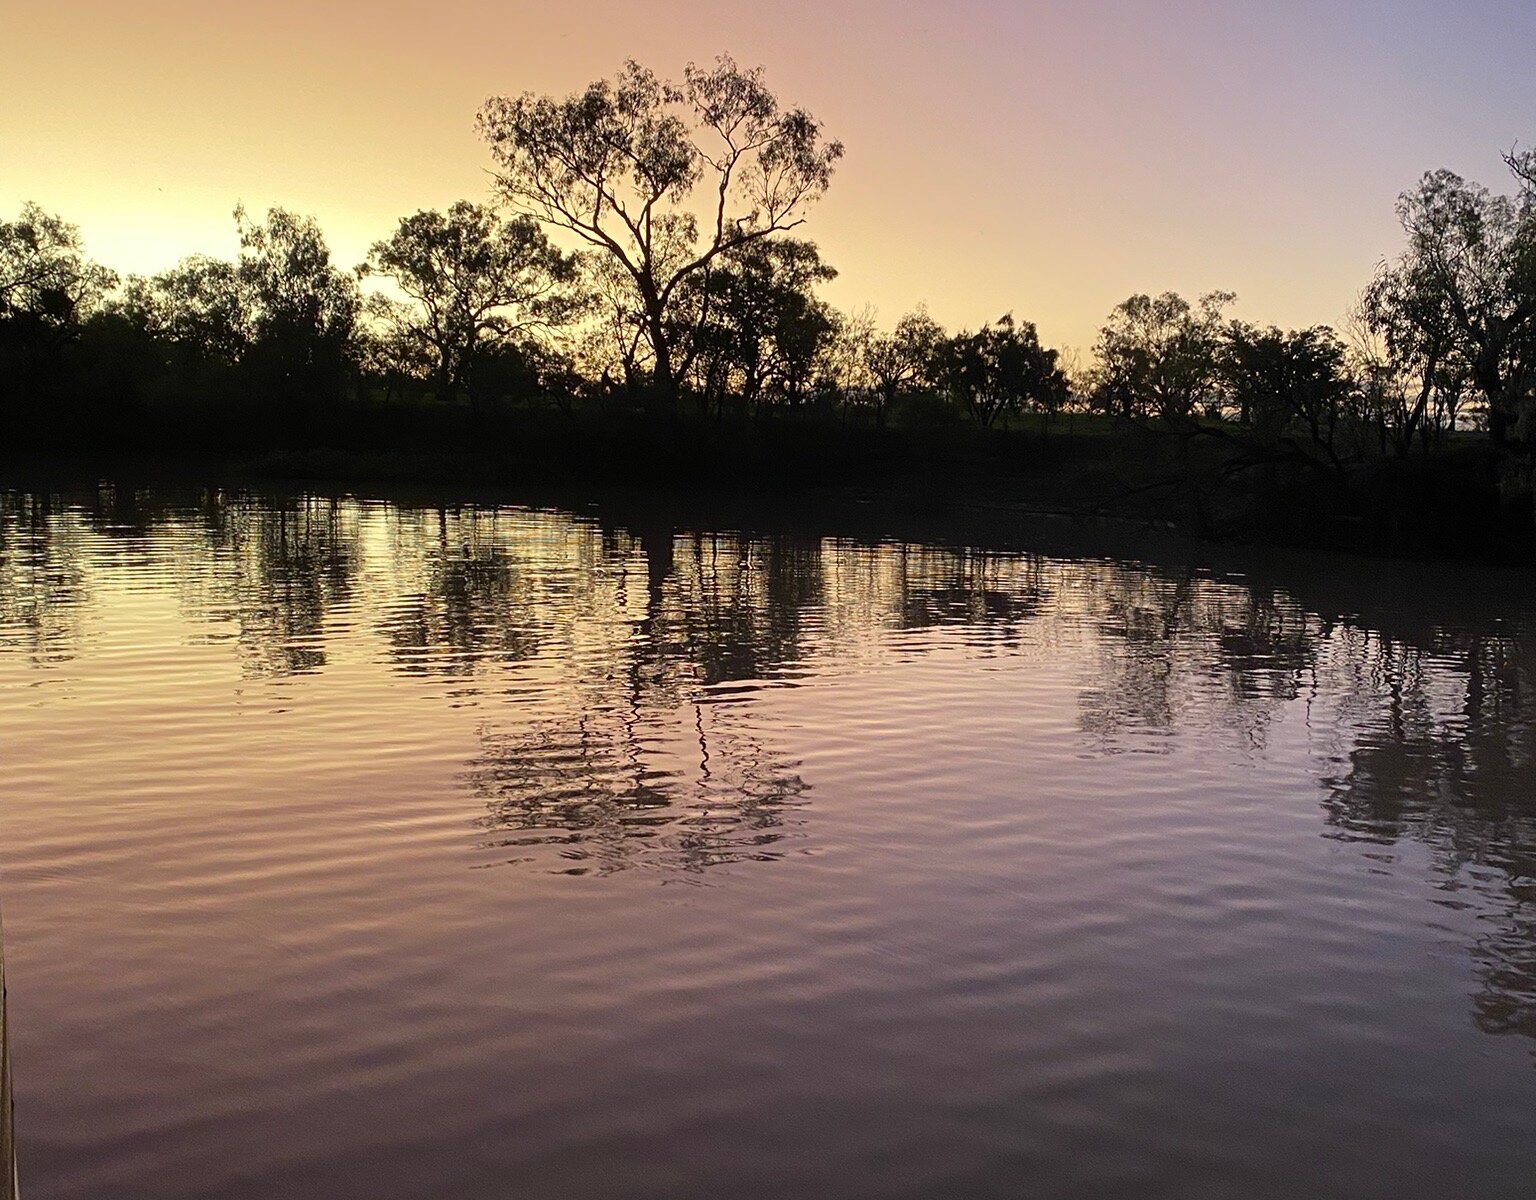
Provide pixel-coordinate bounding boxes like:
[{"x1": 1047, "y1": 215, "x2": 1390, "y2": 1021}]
[
  {"x1": 477, "y1": 54, "x2": 843, "y2": 412},
  {"x1": 361, "y1": 201, "x2": 578, "y2": 403}
]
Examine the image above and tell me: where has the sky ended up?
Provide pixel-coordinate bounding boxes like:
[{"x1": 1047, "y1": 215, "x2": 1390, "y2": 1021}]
[{"x1": 5, "y1": 0, "x2": 1536, "y2": 352}]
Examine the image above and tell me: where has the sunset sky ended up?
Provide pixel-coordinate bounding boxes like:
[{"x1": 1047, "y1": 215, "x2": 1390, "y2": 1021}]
[{"x1": 6, "y1": 0, "x2": 1535, "y2": 351}]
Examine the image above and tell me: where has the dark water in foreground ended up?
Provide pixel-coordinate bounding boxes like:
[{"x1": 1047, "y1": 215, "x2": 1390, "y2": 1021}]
[{"x1": 1, "y1": 482, "x2": 1533, "y2": 1199}]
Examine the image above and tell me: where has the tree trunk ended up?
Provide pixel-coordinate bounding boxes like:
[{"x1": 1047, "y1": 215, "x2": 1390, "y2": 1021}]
[
  {"x1": 644, "y1": 303, "x2": 677, "y2": 419},
  {"x1": 1474, "y1": 342, "x2": 1508, "y2": 447}
]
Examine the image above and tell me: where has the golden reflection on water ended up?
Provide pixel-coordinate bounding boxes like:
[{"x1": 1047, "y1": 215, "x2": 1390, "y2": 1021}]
[{"x1": 1, "y1": 484, "x2": 1534, "y2": 1199}]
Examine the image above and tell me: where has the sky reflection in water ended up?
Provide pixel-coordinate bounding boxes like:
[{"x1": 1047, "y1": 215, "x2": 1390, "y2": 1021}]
[{"x1": 1, "y1": 484, "x2": 1533, "y2": 1199}]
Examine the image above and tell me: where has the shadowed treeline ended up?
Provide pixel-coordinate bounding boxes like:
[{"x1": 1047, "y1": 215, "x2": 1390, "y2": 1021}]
[{"x1": 3, "y1": 55, "x2": 1536, "y2": 555}]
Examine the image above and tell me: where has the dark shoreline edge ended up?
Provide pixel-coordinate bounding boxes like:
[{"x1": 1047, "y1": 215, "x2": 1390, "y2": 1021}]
[
  {"x1": 4, "y1": 445, "x2": 1534, "y2": 716},
  {"x1": 5, "y1": 442, "x2": 1535, "y2": 574}
]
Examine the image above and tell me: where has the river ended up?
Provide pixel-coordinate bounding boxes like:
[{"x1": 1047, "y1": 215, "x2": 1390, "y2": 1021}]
[{"x1": 1, "y1": 480, "x2": 1532, "y2": 1198}]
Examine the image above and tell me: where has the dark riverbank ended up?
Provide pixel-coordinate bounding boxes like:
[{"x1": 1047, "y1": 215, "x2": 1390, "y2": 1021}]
[{"x1": 4, "y1": 407, "x2": 1535, "y2": 568}]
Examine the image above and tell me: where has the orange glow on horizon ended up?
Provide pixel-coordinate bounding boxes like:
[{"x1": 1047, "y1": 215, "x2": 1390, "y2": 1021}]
[{"x1": 5, "y1": 0, "x2": 1534, "y2": 351}]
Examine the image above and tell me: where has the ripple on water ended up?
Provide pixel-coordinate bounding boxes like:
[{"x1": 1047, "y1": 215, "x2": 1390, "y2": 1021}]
[{"x1": 0, "y1": 485, "x2": 1534, "y2": 1200}]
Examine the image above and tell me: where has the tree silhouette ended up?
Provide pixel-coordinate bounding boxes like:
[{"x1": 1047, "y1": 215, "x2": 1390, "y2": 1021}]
[
  {"x1": 1222, "y1": 323, "x2": 1353, "y2": 460},
  {"x1": 1093, "y1": 291, "x2": 1234, "y2": 424},
  {"x1": 691, "y1": 236, "x2": 837, "y2": 415},
  {"x1": 1367, "y1": 165, "x2": 1536, "y2": 448},
  {"x1": 864, "y1": 309, "x2": 943, "y2": 429},
  {"x1": 117, "y1": 255, "x2": 248, "y2": 368},
  {"x1": 234, "y1": 206, "x2": 360, "y2": 406},
  {"x1": 1353, "y1": 274, "x2": 1473, "y2": 458},
  {"x1": 0, "y1": 204, "x2": 115, "y2": 332},
  {"x1": 360, "y1": 201, "x2": 578, "y2": 405},
  {"x1": 477, "y1": 54, "x2": 842, "y2": 415},
  {"x1": 938, "y1": 314, "x2": 1067, "y2": 428},
  {"x1": 0, "y1": 203, "x2": 115, "y2": 405},
  {"x1": 115, "y1": 207, "x2": 364, "y2": 413}
]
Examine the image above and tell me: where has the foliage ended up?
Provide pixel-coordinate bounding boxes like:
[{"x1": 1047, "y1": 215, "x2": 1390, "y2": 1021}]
[
  {"x1": 937, "y1": 314, "x2": 1067, "y2": 429},
  {"x1": 683, "y1": 237, "x2": 834, "y2": 414},
  {"x1": 1221, "y1": 324, "x2": 1353, "y2": 457},
  {"x1": 235, "y1": 206, "x2": 360, "y2": 361},
  {"x1": 117, "y1": 255, "x2": 249, "y2": 365},
  {"x1": 360, "y1": 202, "x2": 578, "y2": 403},
  {"x1": 864, "y1": 308, "x2": 944, "y2": 426},
  {"x1": 0, "y1": 203, "x2": 117, "y2": 331},
  {"x1": 1092, "y1": 291, "x2": 1234, "y2": 424},
  {"x1": 1363, "y1": 163, "x2": 1536, "y2": 449},
  {"x1": 477, "y1": 55, "x2": 842, "y2": 411}
]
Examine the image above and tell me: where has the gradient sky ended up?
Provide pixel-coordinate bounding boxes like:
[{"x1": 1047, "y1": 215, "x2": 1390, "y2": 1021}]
[{"x1": 6, "y1": 0, "x2": 1535, "y2": 351}]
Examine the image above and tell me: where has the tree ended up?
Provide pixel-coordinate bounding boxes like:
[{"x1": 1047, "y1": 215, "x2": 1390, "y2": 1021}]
[
  {"x1": 685, "y1": 236, "x2": 837, "y2": 416},
  {"x1": 124, "y1": 208, "x2": 361, "y2": 407},
  {"x1": 1358, "y1": 264, "x2": 1461, "y2": 457},
  {"x1": 477, "y1": 54, "x2": 843, "y2": 415},
  {"x1": 769, "y1": 285, "x2": 837, "y2": 409},
  {"x1": 118, "y1": 255, "x2": 249, "y2": 366},
  {"x1": 0, "y1": 203, "x2": 116, "y2": 331},
  {"x1": 360, "y1": 201, "x2": 578, "y2": 405},
  {"x1": 938, "y1": 314, "x2": 1066, "y2": 429},
  {"x1": 816, "y1": 305, "x2": 876, "y2": 417},
  {"x1": 0, "y1": 203, "x2": 116, "y2": 400},
  {"x1": 1222, "y1": 324, "x2": 1353, "y2": 460},
  {"x1": 576, "y1": 251, "x2": 654, "y2": 402},
  {"x1": 1376, "y1": 165, "x2": 1536, "y2": 446},
  {"x1": 864, "y1": 308, "x2": 943, "y2": 428},
  {"x1": 355, "y1": 298, "x2": 435, "y2": 403},
  {"x1": 1092, "y1": 291, "x2": 1234, "y2": 424},
  {"x1": 234, "y1": 206, "x2": 361, "y2": 404}
]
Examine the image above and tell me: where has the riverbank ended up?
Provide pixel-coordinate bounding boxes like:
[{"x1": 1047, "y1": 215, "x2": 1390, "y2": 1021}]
[{"x1": 4, "y1": 404, "x2": 1533, "y2": 562}]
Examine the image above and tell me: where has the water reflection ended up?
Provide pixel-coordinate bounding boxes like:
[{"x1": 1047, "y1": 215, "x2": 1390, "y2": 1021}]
[
  {"x1": 2, "y1": 484, "x2": 1534, "y2": 1049},
  {"x1": 0, "y1": 492, "x2": 92, "y2": 665},
  {"x1": 468, "y1": 707, "x2": 810, "y2": 875},
  {"x1": 1317, "y1": 626, "x2": 1536, "y2": 1045},
  {"x1": 1069, "y1": 566, "x2": 1319, "y2": 754},
  {"x1": 208, "y1": 497, "x2": 362, "y2": 677}
]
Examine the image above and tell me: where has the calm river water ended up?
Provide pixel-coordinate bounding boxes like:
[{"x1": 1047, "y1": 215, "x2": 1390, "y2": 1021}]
[{"x1": 1, "y1": 481, "x2": 1533, "y2": 1199}]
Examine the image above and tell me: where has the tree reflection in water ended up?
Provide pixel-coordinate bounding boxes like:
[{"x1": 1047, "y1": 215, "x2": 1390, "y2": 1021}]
[
  {"x1": 2, "y1": 484, "x2": 1533, "y2": 1042},
  {"x1": 1316, "y1": 625, "x2": 1536, "y2": 1045},
  {"x1": 0, "y1": 491, "x2": 92, "y2": 665},
  {"x1": 468, "y1": 707, "x2": 810, "y2": 875}
]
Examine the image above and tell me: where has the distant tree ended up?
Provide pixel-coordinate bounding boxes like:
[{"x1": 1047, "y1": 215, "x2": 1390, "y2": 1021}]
[
  {"x1": 864, "y1": 308, "x2": 943, "y2": 428},
  {"x1": 1222, "y1": 323, "x2": 1353, "y2": 460},
  {"x1": 360, "y1": 201, "x2": 578, "y2": 405},
  {"x1": 1053, "y1": 345, "x2": 1095, "y2": 425},
  {"x1": 771, "y1": 291, "x2": 837, "y2": 409},
  {"x1": 938, "y1": 314, "x2": 1066, "y2": 429},
  {"x1": 1092, "y1": 291, "x2": 1234, "y2": 425},
  {"x1": 462, "y1": 340, "x2": 549, "y2": 410},
  {"x1": 0, "y1": 203, "x2": 117, "y2": 401},
  {"x1": 355, "y1": 297, "x2": 435, "y2": 402},
  {"x1": 118, "y1": 255, "x2": 249, "y2": 366},
  {"x1": 0, "y1": 203, "x2": 116, "y2": 332},
  {"x1": 477, "y1": 54, "x2": 843, "y2": 415},
  {"x1": 236, "y1": 207, "x2": 359, "y2": 354},
  {"x1": 813, "y1": 306, "x2": 877, "y2": 417},
  {"x1": 576, "y1": 251, "x2": 654, "y2": 402},
  {"x1": 741, "y1": 238, "x2": 836, "y2": 409},
  {"x1": 690, "y1": 236, "x2": 836, "y2": 414},
  {"x1": 1368, "y1": 165, "x2": 1536, "y2": 447},
  {"x1": 1358, "y1": 263, "x2": 1462, "y2": 456},
  {"x1": 121, "y1": 207, "x2": 359, "y2": 408}
]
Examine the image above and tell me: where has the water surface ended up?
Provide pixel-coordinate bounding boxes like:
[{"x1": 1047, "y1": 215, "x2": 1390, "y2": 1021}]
[{"x1": 2, "y1": 482, "x2": 1533, "y2": 1199}]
